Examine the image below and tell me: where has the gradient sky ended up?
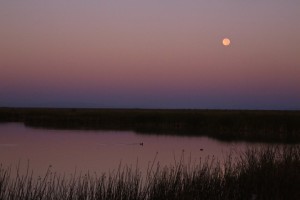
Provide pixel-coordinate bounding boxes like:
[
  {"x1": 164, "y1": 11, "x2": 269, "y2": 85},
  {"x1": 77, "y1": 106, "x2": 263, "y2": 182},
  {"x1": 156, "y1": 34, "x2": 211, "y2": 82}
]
[{"x1": 1, "y1": 0, "x2": 300, "y2": 109}]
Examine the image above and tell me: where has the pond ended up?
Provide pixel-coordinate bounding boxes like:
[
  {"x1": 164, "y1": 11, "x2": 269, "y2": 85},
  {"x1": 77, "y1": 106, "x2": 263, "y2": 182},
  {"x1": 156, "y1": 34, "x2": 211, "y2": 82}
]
[{"x1": 0, "y1": 123, "x2": 263, "y2": 176}]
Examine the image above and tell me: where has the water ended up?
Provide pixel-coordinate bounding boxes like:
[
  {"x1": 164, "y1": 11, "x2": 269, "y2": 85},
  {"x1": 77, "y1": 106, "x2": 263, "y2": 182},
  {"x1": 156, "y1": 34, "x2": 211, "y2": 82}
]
[{"x1": 0, "y1": 123, "x2": 261, "y2": 176}]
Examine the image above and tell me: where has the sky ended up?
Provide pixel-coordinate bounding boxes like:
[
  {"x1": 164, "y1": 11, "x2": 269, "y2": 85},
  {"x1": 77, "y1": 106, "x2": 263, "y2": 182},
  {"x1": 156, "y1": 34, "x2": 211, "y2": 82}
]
[{"x1": 1, "y1": 0, "x2": 300, "y2": 109}]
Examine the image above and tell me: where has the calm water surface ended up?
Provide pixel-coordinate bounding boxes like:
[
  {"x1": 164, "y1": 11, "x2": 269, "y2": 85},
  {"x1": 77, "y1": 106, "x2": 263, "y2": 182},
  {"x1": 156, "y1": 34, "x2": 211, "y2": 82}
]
[{"x1": 0, "y1": 123, "x2": 261, "y2": 175}]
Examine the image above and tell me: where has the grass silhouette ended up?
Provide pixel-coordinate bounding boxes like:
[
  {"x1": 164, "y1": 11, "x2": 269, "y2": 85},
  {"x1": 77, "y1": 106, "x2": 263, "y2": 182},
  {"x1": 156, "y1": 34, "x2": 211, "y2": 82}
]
[{"x1": 0, "y1": 146, "x2": 299, "y2": 199}]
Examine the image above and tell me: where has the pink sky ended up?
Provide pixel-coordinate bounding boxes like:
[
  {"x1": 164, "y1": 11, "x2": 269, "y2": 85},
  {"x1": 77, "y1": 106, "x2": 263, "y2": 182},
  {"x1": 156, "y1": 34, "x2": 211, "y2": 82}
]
[{"x1": 1, "y1": 1, "x2": 300, "y2": 109}]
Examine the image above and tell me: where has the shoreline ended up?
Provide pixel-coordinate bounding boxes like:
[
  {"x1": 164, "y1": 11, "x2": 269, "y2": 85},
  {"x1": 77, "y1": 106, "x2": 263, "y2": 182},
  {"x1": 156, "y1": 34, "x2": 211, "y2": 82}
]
[{"x1": 1, "y1": 107, "x2": 300, "y2": 143}]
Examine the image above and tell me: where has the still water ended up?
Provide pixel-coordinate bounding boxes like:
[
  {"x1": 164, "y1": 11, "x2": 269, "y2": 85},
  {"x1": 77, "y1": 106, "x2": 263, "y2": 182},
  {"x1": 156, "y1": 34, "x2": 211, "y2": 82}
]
[{"x1": 0, "y1": 123, "x2": 261, "y2": 175}]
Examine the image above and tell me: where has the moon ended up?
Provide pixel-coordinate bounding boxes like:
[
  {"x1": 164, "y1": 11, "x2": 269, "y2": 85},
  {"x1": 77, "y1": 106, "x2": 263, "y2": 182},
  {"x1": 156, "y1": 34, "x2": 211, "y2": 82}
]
[{"x1": 222, "y1": 38, "x2": 231, "y2": 46}]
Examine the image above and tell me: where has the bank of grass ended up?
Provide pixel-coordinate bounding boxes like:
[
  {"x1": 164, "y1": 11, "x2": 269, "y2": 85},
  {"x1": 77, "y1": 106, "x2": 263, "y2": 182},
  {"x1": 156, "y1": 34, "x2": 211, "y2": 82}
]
[
  {"x1": 0, "y1": 146, "x2": 299, "y2": 199},
  {"x1": 1, "y1": 107, "x2": 300, "y2": 143}
]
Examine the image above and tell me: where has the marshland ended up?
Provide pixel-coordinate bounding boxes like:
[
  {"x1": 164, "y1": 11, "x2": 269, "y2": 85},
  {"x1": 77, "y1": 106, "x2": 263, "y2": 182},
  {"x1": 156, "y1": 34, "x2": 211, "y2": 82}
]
[
  {"x1": 1, "y1": 108, "x2": 300, "y2": 143},
  {"x1": 1, "y1": 108, "x2": 300, "y2": 199},
  {"x1": 2, "y1": 0, "x2": 300, "y2": 199}
]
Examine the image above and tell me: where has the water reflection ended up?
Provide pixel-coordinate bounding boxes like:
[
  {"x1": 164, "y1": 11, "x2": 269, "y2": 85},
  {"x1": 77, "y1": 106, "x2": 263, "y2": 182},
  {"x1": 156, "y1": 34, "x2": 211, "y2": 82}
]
[{"x1": 0, "y1": 123, "x2": 261, "y2": 176}]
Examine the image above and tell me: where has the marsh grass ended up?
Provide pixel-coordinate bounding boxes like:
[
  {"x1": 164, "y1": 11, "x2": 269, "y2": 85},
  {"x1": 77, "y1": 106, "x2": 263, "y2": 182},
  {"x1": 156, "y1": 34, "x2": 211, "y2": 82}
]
[{"x1": 0, "y1": 146, "x2": 299, "y2": 199}]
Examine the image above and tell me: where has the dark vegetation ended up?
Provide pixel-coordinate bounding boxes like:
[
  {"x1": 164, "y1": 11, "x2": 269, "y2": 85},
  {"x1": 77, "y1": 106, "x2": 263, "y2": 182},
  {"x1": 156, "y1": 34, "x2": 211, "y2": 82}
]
[
  {"x1": 1, "y1": 107, "x2": 300, "y2": 143},
  {"x1": 0, "y1": 146, "x2": 299, "y2": 199}
]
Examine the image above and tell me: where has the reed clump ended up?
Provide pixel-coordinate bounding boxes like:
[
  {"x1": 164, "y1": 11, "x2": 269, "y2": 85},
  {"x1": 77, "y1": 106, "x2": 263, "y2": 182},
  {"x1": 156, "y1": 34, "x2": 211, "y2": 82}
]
[{"x1": 0, "y1": 146, "x2": 299, "y2": 199}]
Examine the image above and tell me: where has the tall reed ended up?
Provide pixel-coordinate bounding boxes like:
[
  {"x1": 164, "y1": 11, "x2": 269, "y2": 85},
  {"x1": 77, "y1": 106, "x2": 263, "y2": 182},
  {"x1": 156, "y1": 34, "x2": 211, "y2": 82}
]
[{"x1": 0, "y1": 146, "x2": 299, "y2": 199}]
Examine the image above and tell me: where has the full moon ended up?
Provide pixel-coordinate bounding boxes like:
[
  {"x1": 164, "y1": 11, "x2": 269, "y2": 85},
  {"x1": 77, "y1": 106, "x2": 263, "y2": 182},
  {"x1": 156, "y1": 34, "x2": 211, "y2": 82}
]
[{"x1": 222, "y1": 38, "x2": 231, "y2": 46}]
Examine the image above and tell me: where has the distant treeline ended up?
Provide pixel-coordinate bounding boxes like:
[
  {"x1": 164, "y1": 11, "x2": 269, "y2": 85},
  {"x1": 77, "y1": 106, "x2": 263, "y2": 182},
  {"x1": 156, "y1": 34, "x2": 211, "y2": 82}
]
[{"x1": 1, "y1": 107, "x2": 300, "y2": 143}]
